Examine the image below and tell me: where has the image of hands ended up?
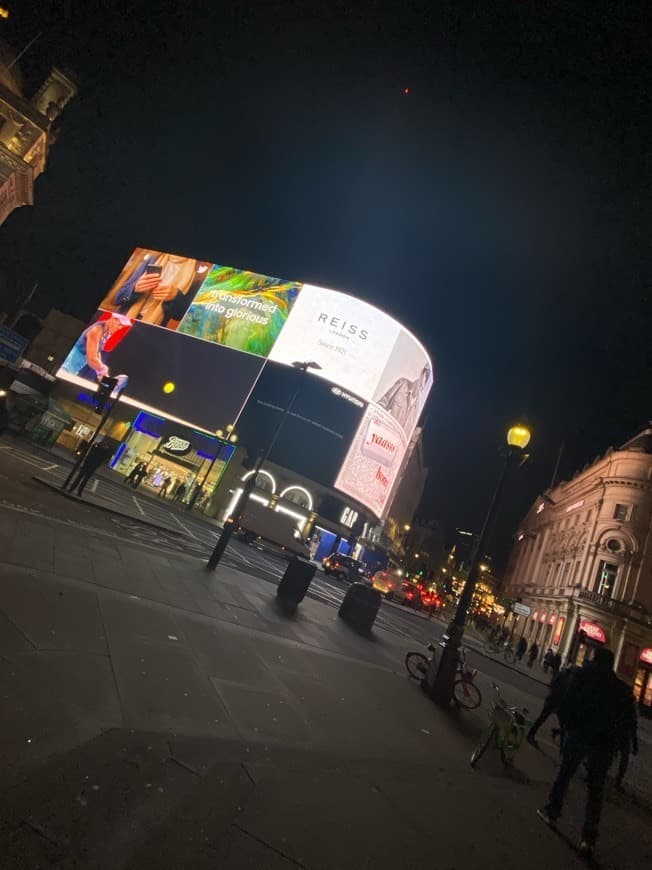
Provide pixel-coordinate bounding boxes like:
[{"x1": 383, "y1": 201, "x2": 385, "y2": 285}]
[{"x1": 99, "y1": 248, "x2": 212, "y2": 329}]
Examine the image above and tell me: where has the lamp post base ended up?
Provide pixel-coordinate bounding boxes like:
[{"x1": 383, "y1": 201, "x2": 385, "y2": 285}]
[{"x1": 422, "y1": 622, "x2": 464, "y2": 706}]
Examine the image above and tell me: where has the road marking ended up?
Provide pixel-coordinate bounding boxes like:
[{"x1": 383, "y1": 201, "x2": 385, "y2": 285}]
[
  {"x1": 0, "y1": 445, "x2": 11, "y2": 449},
  {"x1": 43, "y1": 464, "x2": 59, "y2": 471},
  {"x1": 91, "y1": 479, "x2": 99, "y2": 493},
  {"x1": 169, "y1": 512, "x2": 198, "y2": 540},
  {"x1": 132, "y1": 496, "x2": 145, "y2": 515}
]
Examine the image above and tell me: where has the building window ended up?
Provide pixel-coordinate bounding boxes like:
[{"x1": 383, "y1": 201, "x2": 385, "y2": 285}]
[
  {"x1": 561, "y1": 562, "x2": 571, "y2": 586},
  {"x1": 596, "y1": 561, "x2": 618, "y2": 598},
  {"x1": 614, "y1": 504, "x2": 630, "y2": 522}
]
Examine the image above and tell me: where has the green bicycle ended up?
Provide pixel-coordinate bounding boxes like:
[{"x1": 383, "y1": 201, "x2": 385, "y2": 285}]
[{"x1": 470, "y1": 683, "x2": 530, "y2": 766}]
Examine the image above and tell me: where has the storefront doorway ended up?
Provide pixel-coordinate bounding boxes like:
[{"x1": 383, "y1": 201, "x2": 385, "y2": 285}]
[
  {"x1": 111, "y1": 410, "x2": 235, "y2": 512},
  {"x1": 572, "y1": 619, "x2": 608, "y2": 666}
]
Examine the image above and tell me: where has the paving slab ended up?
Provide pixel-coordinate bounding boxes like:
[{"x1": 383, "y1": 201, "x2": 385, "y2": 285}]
[{"x1": 0, "y1": 565, "x2": 107, "y2": 654}]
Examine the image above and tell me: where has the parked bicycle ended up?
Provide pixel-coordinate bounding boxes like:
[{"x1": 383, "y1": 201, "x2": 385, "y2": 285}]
[
  {"x1": 483, "y1": 636, "x2": 516, "y2": 665},
  {"x1": 470, "y1": 683, "x2": 529, "y2": 767},
  {"x1": 405, "y1": 644, "x2": 482, "y2": 710}
]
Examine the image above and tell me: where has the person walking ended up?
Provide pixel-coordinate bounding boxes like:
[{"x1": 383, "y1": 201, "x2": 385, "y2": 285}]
[
  {"x1": 527, "y1": 641, "x2": 539, "y2": 669},
  {"x1": 158, "y1": 475, "x2": 172, "y2": 498},
  {"x1": 133, "y1": 463, "x2": 149, "y2": 489},
  {"x1": 172, "y1": 481, "x2": 187, "y2": 503},
  {"x1": 614, "y1": 678, "x2": 639, "y2": 792},
  {"x1": 125, "y1": 460, "x2": 144, "y2": 487},
  {"x1": 527, "y1": 665, "x2": 580, "y2": 748},
  {"x1": 543, "y1": 648, "x2": 555, "y2": 674},
  {"x1": 516, "y1": 636, "x2": 528, "y2": 663},
  {"x1": 551, "y1": 651, "x2": 562, "y2": 678},
  {"x1": 65, "y1": 439, "x2": 113, "y2": 497},
  {"x1": 537, "y1": 647, "x2": 630, "y2": 858}
]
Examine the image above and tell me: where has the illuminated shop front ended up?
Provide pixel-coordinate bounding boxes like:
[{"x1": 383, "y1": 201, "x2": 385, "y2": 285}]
[
  {"x1": 634, "y1": 648, "x2": 652, "y2": 718},
  {"x1": 111, "y1": 410, "x2": 235, "y2": 509}
]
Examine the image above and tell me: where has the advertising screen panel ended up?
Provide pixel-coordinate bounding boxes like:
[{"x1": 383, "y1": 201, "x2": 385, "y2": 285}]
[
  {"x1": 334, "y1": 404, "x2": 409, "y2": 519},
  {"x1": 235, "y1": 362, "x2": 366, "y2": 486},
  {"x1": 268, "y1": 284, "x2": 400, "y2": 403},
  {"x1": 58, "y1": 310, "x2": 264, "y2": 432},
  {"x1": 178, "y1": 264, "x2": 301, "y2": 357},
  {"x1": 58, "y1": 246, "x2": 433, "y2": 519}
]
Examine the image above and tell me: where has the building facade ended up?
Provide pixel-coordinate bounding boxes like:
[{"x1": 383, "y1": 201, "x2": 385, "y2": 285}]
[
  {"x1": 0, "y1": 42, "x2": 76, "y2": 224},
  {"x1": 503, "y1": 426, "x2": 652, "y2": 714}
]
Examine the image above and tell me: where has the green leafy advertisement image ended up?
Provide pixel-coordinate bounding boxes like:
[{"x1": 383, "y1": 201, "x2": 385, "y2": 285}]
[{"x1": 178, "y1": 265, "x2": 302, "y2": 357}]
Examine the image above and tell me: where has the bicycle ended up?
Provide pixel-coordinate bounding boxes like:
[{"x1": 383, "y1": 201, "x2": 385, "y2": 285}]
[
  {"x1": 483, "y1": 637, "x2": 516, "y2": 665},
  {"x1": 470, "y1": 683, "x2": 529, "y2": 767},
  {"x1": 404, "y1": 645, "x2": 482, "y2": 710}
]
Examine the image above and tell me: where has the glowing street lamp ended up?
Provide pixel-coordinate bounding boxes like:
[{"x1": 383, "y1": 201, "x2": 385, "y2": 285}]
[{"x1": 424, "y1": 422, "x2": 531, "y2": 706}]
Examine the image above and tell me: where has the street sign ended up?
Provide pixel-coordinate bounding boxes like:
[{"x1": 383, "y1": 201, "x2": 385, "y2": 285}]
[
  {"x1": 513, "y1": 602, "x2": 531, "y2": 617},
  {"x1": 0, "y1": 324, "x2": 28, "y2": 363}
]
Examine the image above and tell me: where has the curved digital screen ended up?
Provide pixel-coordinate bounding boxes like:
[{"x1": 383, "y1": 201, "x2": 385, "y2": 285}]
[{"x1": 58, "y1": 247, "x2": 433, "y2": 518}]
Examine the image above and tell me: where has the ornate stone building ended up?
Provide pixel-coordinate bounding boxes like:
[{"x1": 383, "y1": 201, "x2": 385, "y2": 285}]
[
  {"x1": 0, "y1": 41, "x2": 76, "y2": 224},
  {"x1": 503, "y1": 425, "x2": 652, "y2": 713}
]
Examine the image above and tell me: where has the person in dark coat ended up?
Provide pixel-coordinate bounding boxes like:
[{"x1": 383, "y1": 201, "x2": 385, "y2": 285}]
[
  {"x1": 516, "y1": 636, "x2": 528, "y2": 662},
  {"x1": 527, "y1": 665, "x2": 581, "y2": 747},
  {"x1": 614, "y1": 678, "x2": 639, "y2": 791},
  {"x1": 543, "y1": 648, "x2": 555, "y2": 674},
  {"x1": 65, "y1": 440, "x2": 113, "y2": 497},
  {"x1": 527, "y1": 642, "x2": 539, "y2": 668},
  {"x1": 537, "y1": 648, "x2": 630, "y2": 858}
]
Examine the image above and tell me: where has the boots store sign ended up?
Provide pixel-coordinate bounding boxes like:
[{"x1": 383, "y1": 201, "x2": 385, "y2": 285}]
[{"x1": 162, "y1": 435, "x2": 192, "y2": 456}]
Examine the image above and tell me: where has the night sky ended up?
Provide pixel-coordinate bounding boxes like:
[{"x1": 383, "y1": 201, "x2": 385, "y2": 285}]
[{"x1": 1, "y1": 1, "x2": 650, "y2": 564}]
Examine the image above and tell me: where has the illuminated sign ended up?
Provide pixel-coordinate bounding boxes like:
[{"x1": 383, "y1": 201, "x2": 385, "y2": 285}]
[
  {"x1": 540, "y1": 611, "x2": 548, "y2": 623},
  {"x1": 548, "y1": 613, "x2": 557, "y2": 625},
  {"x1": 57, "y1": 247, "x2": 433, "y2": 520},
  {"x1": 579, "y1": 620, "x2": 607, "y2": 643},
  {"x1": 162, "y1": 436, "x2": 191, "y2": 455},
  {"x1": 553, "y1": 616, "x2": 566, "y2": 646},
  {"x1": 340, "y1": 507, "x2": 359, "y2": 528},
  {"x1": 566, "y1": 499, "x2": 585, "y2": 513},
  {"x1": 640, "y1": 648, "x2": 652, "y2": 665}
]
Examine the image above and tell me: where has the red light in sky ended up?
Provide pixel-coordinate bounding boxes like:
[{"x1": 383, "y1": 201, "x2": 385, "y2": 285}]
[{"x1": 404, "y1": 87, "x2": 410, "y2": 95}]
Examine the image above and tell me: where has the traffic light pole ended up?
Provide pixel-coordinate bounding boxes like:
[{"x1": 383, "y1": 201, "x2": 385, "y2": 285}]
[
  {"x1": 206, "y1": 364, "x2": 310, "y2": 571},
  {"x1": 61, "y1": 394, "x2": 119, "y2": 491}
]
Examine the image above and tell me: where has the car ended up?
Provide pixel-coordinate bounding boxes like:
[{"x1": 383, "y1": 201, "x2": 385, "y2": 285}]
[
  {"x1": 322, "y1": 554, "x2": 367, "y2": 581},
  {"x1": 371, "y1": 568, "x2": 413, "y2": 604}
]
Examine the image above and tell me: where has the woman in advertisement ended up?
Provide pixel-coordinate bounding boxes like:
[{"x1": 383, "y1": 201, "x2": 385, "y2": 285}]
[
  {"x1": 377, "y1": 363, "x2": 431, "y2": 437},
  {"x1": 61, "y1": 312, "x2": 132, "y2": 381},
  {"x1": 102, "y1": 249, "x2": 209, "y2": 328}
]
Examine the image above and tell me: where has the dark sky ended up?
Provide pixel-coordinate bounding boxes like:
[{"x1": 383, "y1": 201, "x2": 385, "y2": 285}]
[{"x1": 2, "y1": 1, "x2": 650, "y2": 564}]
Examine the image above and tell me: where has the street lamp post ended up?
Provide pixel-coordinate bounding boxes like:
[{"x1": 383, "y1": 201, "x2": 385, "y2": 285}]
[
  {"x1": 424, "y1": 423, "x2": 531, "y2": 706},
  {"x1": 206, "y1": 360, "x2": 321, "y2": 571}
]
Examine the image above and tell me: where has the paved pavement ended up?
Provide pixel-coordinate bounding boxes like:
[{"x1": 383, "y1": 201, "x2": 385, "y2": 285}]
[{"x1": 1, "y1": 436, "x2": 651, "y2": 868}]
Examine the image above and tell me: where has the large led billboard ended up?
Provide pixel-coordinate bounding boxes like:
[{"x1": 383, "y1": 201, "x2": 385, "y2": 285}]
[{"x1": 58, "y1": 247, "x2": 433, "y2": 518}]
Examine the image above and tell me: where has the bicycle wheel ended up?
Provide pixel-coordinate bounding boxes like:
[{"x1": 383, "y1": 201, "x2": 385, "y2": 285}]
[
  {"x1": 500, "y1": 726, "x2": 521, "y2": 765},
  {"x1": 454, "y1": 680, "x2": 482, "y2": 710},
  {"x1": 405, "y1": 651, "x2": 429, "y2": 680},
  {"x1": 503, "y1": 648, "x2": 516, "y2": 665},
  {"x1": 470, "y1": 725, "x2": 495, "y2": 767}
]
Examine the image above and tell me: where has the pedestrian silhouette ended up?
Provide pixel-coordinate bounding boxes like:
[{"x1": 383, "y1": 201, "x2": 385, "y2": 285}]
[
  {"x1": 516, "y1": 636, "x2": 527, "y2": 662},
  {"x1": 527, "y1": 642, "x2": 539, "y2": 668},
  {"x1": 65, "y1": 440, "x2": 113, "y2": 497},
  {"x1": 537, "y1": 647, "x2": 631, "y2": 858}
]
